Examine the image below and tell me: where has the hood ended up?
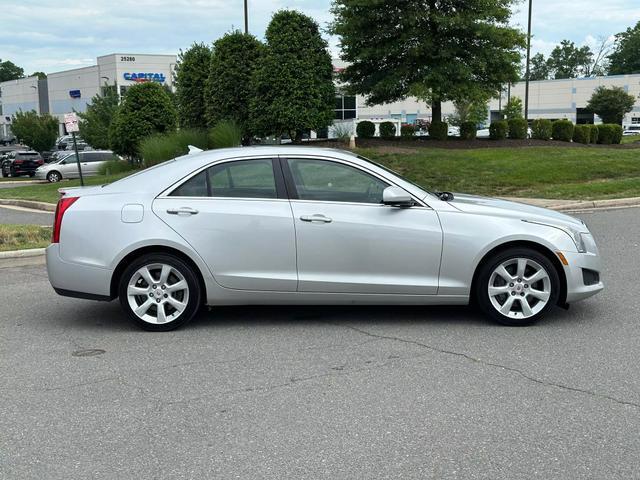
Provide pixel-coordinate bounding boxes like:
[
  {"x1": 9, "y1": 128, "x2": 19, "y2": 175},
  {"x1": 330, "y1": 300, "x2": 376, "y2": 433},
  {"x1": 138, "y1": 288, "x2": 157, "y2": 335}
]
[{"x1": 447, "y1": 193, "x2": 587, "y2": 230}]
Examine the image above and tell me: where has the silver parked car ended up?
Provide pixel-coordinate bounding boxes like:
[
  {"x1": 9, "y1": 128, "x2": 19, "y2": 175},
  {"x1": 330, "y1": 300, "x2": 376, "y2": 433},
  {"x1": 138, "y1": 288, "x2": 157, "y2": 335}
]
[
  {"x1": 46, "y1": 147, "x2": 603, "y2": 331},
  {"x1": 35, "y1": 150, "x2": 121, "y2": 182}
]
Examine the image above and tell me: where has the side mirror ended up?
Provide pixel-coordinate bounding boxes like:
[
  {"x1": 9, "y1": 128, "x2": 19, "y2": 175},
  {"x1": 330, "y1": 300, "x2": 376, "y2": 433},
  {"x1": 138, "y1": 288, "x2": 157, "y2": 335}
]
[{"x1": 382, "y1": 186, "x2": 414, "y2": 207}]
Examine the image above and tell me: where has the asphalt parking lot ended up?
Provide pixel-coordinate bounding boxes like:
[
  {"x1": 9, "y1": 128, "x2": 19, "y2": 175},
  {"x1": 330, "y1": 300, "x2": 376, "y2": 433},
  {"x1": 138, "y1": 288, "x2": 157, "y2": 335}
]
[
  {"x1": 1, "y1": 207, "x2": 639, "y2": 479},
  {"x1": 0, "y1": 204, "x2": 52, "y2": 225}
]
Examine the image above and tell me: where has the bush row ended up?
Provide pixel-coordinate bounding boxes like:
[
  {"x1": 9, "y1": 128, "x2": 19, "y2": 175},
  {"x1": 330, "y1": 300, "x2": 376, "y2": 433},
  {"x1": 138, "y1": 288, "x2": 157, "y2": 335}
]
[{"x1": 489, "y1": 119, "x2": 622, "y2": 144}]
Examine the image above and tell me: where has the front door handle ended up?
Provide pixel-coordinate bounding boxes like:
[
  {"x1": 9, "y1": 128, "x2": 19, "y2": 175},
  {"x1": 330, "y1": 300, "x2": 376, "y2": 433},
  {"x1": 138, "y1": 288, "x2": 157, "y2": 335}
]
[
  {"x1": 167, "y1": 207, "x2": 199, "y2": 216},
  {"x1": 300, "y1": 214, "x2": 332, "y2": 223}
]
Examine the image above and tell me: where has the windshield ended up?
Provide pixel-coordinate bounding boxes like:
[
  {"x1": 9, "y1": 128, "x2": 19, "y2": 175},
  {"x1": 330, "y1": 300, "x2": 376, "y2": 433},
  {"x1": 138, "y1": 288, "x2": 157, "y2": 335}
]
[{"x1": 357, "y1": 155, "x2": 432, "y2": 195}]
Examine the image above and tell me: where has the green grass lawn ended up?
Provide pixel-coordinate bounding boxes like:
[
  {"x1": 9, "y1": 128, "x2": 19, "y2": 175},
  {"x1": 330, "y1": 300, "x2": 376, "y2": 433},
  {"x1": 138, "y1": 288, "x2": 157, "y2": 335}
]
[
  {"x1": 0, "y1": 224, "x2": 52, "y2": 251},
  {"x1": 621, "y1": 135, "x2": 640, "y2": 145},
  {"x1": 0, "y1": 146, "x2": 639, "y2": 202},
  {"x1": 0, "y1": 172, "x2": 133, "y2": 204},
  {"x1": 359, "y1": 146, "x2": 640, "y2": 200}
]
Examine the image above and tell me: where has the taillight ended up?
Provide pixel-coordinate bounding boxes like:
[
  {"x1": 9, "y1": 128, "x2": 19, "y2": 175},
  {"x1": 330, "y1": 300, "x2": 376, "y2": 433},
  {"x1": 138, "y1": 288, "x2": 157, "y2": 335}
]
[
  {"x1": 52, "y1": 196, "x2": 79, "y2": 243},
  {"x1": 14, "y1": 159, "x2": 23, "y2": 164},
  {"x1": 37, "y1": 159, "x2": 44, "y2": 165}
]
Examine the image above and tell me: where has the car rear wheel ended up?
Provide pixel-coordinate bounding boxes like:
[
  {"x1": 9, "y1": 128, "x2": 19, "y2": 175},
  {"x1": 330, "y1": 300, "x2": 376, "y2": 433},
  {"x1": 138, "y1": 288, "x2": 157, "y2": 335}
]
[
  {"x1": 475, "y1": 247, "x2": 560, "y2": 326},
  {"x1": 118, "y1": 253, "x2": 202, "y2": 331},
  {"x1": 47, "y1": 171, "x2": 61, "y2": 183}
]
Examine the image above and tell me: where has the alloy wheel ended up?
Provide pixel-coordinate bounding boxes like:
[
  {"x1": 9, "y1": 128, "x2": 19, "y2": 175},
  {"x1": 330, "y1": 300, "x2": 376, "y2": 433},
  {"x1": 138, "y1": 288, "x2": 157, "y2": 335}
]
[
  {"x1": 488, "y1": 258, "x2": 551, "y2": 319},
  {"x1": 127, "y1": 263, "x2": 190, "y2": 324}
]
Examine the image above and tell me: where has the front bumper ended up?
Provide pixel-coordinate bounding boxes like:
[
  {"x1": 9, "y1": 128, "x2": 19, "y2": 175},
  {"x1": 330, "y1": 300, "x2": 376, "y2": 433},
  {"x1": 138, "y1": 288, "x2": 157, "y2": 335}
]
[
  {"x1": 46, "y1": 244, "x2": 114, "y2": 300},
  {"x1": 561, "y1": 250, "x2": 604, "y2": 303},
  {"x1": 34, "y1": 169, "x2": 48, "y2": 180}
]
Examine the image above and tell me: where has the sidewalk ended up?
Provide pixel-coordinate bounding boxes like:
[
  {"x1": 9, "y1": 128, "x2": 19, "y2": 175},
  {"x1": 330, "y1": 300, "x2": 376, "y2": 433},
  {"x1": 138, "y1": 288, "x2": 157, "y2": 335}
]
[{"x1": 501, "y1": 196, "x2": 640, "y2": 212}]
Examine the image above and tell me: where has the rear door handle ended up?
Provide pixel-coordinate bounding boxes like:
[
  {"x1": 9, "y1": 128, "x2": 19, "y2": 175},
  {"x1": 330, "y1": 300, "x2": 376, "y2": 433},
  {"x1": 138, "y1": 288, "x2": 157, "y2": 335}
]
[
  {"x1": 167, "y1": 207, "x2": 199, "y2": 216},
  {"x1": 300, "y1": 214, "x2": 332, "y2": 223}
]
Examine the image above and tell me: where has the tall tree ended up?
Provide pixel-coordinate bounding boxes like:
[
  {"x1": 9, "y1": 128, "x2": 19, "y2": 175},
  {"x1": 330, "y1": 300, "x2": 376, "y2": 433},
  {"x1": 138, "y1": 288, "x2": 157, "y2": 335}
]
[
  {"x1": 547, "y1": 40, "x2": 592, "y2": 79},
  {"x1": 250, "y1": 10, "x2": 335, "y2": 142},
  {"x1": 0, "y1": 59, "x2": 24, "y2": 82},
  {"x1": 330, "y1": 0, "x2": 524, "y2": 123},
  {"x1": 30, "y1": 71, "x2": 47, "y2": 80},
  {"x1": 529, "y1": 53, "x2": 551, "y2": 81},
  {"x1": 77, "y1": 86, "x2": 119, "y2": 150},
  {"x1": 205, "y1": 31, "x2": 263, "y2": 138},
  {"x1": 608, "y1": 21, "x2": 640, "y2": 75},
  {"x1": 109, "y1": 82, "x2": 177, "y2": 160},
  {"x1": 10, "y1": 110, "x2": 58, "y2": 152},
  {"x1": 448, "y1": 96, "x2": 489, "y2": 127},
  {"x1": 175, "y1": 43, "x2": 211, "y2": 129},
  {"x1": 586, "y1": 86, "x2": 636, "y2": 124},
  {"x1": 503, "y1": 96, "x2": 523, "y2": 120}
]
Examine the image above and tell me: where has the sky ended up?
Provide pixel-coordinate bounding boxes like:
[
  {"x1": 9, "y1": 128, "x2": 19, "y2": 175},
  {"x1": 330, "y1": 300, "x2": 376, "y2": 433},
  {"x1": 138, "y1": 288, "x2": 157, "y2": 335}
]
[{"x1": 1, "y1": 0, "x2": 639, "y2": 75}]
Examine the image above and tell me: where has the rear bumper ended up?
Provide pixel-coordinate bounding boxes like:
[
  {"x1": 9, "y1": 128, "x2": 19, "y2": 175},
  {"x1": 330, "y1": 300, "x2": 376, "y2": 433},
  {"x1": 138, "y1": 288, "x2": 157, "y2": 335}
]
[
  {"x1": 562, "y1": 250, "x2": 604, "y2": 303},
  {"x1": 46, "y1": 244, "x2": 114, "y2": 300}
]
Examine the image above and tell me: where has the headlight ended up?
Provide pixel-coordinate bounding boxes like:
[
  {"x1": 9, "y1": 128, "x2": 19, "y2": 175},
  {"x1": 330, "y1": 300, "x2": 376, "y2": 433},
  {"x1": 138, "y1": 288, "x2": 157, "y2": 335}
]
[{"x1": 522, "y1": 219, "x2": 588, "y2": 253}]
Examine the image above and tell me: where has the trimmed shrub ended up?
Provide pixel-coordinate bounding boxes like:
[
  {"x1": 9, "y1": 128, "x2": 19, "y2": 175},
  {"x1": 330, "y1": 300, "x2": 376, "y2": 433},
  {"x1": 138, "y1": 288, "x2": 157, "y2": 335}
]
[
  {"x1": 508, "y1": 118, "x2": 528, "y2": 139},
  {"x1": 597, "y1": 124, "x2": 624, "y2": 145},
  {"x1": 379, "y1": 121, "x2": 396, "y2": 138},
  {"x1": 429, "y1": 121, "x2": 448, "y2": 141},
  {"x1": 572, "y1": 125, "x2": 591, "y2": 144},
  {"x1": 552, "y1": 120, "x2": 574, "y2": 142},
  {"x1": 588, "y1": 124, "x2": 599, "y2": 144},
  {"x1": 531, "y1": 119, "x2": 552, "y2": 140},
  {"x1": 460, "y1": 121, "x2": 477, "y2": 140},
  {"x1": 209, "y1": 120, "x2": 243, "y2": 149},
  {"x1": 489, "y1": 120, "x2": 508, "y2": 140},
  {"x1": 140, "y1": 128, "x2": 209, "y2": 167},
  {"x1": 356, "y1": 120, "x2": 375, "y2": 138},
  {"x1": 400, "y1": 124, "x2": 415, "y2": 137},
  {"x1": 98, "y1": 159, "x2": 136, "y2": 176}
]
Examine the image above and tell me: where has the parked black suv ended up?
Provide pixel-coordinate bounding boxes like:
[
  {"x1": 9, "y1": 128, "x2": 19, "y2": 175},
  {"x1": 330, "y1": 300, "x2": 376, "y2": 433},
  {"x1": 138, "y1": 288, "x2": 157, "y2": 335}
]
[{"x1": 1, "y1": 151, "x2": 44, "y2": 177}]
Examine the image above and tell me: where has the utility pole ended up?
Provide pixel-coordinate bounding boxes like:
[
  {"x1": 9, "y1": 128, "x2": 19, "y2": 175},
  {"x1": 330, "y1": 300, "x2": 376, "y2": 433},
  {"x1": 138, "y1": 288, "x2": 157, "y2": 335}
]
[
  {"x1": 244, "y1": 0, "x2": 248, "y2": 34},
  {"x1": 524, "y1": 0, "x2": 533, "y2": 121}
]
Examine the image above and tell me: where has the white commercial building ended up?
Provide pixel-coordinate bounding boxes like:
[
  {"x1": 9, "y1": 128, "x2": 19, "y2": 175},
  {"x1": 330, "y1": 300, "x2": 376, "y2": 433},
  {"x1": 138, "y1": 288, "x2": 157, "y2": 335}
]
[{"x1": 1, "y1": 53, "x2": 176, "y2": 138}]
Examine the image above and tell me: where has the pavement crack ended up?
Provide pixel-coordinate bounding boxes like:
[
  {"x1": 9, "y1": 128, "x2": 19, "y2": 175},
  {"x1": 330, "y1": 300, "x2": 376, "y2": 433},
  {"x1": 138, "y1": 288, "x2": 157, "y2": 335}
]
[{"x1": 332, "y1": 323, "x2": 640, "y2": 410}]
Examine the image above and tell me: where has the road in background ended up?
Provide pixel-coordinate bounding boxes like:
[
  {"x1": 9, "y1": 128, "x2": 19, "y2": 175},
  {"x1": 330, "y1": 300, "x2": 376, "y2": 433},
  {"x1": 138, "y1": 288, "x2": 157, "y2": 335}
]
[
  {"x1": 1, "y1": 208, "x2": 639, "y2": 479},
  {"x1": 0, "y1": 205, "x2": 52, "y2": 225}
]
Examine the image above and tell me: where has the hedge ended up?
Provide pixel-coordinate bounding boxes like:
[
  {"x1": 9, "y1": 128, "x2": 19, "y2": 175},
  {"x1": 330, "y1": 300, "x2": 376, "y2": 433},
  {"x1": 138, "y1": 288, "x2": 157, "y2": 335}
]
[
  {"x1": 597, "y1": 124, "x2": 623, "y2": 144},
  {"x1": 356, "y1": 121, "x2": 375, "y2": 138},
  {"x1": 572, "y1": 125, "x2": 591, "y2": 144},
  {"x1": 531, "y1": 119, "x2": 552, "y2": 140},
  {"x1": 508, "y1": 118, "x2": 528, "y2": 139},
  {"x1": 460, "y1": 121, "x2": 477, "y2": 140},
  {"x1": 429, "y1": 121, "x2": 448, "y2": 141},
  {"x1": 588, "y1": 124, "x2": 599, "y2": 144},
  {"x1": 489, "y1": 121, "x2": 508, "y2": 140},
  {"x1": 400, "y1": 124, "x2": 415, "y2": 137},
  {"x1": 552, "y1": 120, "x2": 574, "y2": 142},
  {"x1": 379, "y1": 121, "x2": 396, "y2": 138}
]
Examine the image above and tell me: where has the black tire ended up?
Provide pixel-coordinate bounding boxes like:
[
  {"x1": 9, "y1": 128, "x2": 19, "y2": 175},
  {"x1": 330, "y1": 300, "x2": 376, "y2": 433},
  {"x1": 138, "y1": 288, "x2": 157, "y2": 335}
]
[
  {"x1": 1, "y1": 169, "x2": 6, "y2": 178},
  {"x1": 47, "y1": 171, "x2": 61, "y2": 183},
  {"x1": 118, "y1": 253, "x2": 202, "y2": 331},
  {"x1": 475, "y1": 247, "x2": 560, "y2": 326},
  {"x1": 28, "y1": 172, "x2": 35, "y2": 177}
]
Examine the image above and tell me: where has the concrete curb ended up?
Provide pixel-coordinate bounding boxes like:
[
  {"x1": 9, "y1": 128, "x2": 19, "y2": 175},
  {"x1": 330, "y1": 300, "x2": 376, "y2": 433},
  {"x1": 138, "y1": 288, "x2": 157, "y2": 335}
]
[
  {"x1": 502, "y1": 196, "x2": 640, "y2": 212},
  {"x1": 0, "y1": 199, "x2": 56, "y2": 212},
  {"x1": 0, "y1": 180, "x2": 43, "y2": 185},
  {"x1": 0, "y1": 248, "x2": 45, "y2": 259}
]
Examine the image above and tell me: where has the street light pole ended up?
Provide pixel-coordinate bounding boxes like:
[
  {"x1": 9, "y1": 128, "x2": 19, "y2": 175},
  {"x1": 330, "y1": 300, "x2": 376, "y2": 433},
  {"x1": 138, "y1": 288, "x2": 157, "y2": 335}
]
[
  {"x1": 244, "y1": 0, "x2": 248, "y2": 34},
  {"x1": 524, "y1": 0, "x2": 533, "y2": 121}
]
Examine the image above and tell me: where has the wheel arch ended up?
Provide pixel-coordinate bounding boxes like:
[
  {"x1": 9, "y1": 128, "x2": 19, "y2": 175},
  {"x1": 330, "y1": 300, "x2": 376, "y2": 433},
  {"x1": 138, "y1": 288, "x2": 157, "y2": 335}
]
[
  {"x1": 470, "y1": 240, "x2": 567, "y2": 306},
  {"x1": 109, "y1": 245, "x2": 207, "y2": 301}
]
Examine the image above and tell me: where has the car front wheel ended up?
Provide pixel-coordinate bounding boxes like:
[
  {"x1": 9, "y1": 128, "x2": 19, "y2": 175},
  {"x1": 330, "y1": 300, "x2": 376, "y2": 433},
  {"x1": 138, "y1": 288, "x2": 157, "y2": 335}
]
[
  {"x1": 118, "y1": 253, "x2": 202, "y2": 331},
  {"x1": 46, "y1": 171, "x2": 61, "y2": 183},
  {"x1": 475, "y1": 247, "x2": 560, "y2": 326}
]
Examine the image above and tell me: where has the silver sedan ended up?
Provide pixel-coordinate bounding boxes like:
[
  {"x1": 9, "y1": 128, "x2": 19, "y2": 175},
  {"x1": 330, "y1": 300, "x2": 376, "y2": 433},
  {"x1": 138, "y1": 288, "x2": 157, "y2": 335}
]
[{"x1": 46, "y1": 146, "x2": 603, "y2": 331}]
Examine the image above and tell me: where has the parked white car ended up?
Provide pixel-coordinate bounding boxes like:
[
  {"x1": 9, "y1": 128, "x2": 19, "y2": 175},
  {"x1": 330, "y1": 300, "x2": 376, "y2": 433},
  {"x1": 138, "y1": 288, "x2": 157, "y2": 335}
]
[
  {"x1": 47, "y1": 146, "x2": 603, "y2": 331},
  {"x1": 35, "y1": 150, "x2": 121, "y2": 182}
]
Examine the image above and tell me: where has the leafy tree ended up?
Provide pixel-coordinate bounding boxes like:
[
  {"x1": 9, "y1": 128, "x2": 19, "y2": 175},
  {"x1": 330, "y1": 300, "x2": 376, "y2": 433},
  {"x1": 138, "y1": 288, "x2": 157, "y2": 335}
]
[
  {"x1": 586, "y1": 86, "x2": 636, "y2": 124},
  {"x1": 0, "y1": 59, "x2": 24, "y2": 82},
  {"x1": 608, "y1": 21, "x2": 640, "y2": 75},
  {"x1": 10, "y1": 110, "x2": 58, "y2": 152},
  {"x1": 330, "y1": 0, "x2": 524, "y2": 123},
  {"x1": 109, "y1": 82, "x2": 177, "y2": 160},
  {"x1": 251, "y1": 10, "x2": 335, "y2": 142},
  {"x1": 205, "y1": 31, "x2": 263, "y2": 138},
  {"x1": 175, "y1": 43, "x2": 211, "y2": 129},
  {"x1": 503, "y1": 96, "x2": 523, "y2": 120},
  {"x1": 529, "y1": 53, "x2": 551, "y2": 81},
  {"x1": 448, "y1": 97, "x2": 489, "y2": 127},
  {"x1": 77, "y1": 85, "x2": 119, "y2": 150},
  {"x1": 31, "y1": 71, "x2": 47, "y2": 80},
  {"x1": 547, "y1": 40, "x2": 592, "y2": 79}
]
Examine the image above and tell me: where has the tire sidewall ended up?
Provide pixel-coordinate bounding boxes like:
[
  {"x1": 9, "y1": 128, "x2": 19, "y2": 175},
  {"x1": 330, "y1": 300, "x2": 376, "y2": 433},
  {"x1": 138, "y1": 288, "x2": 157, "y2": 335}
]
[
  {"x1": 47, "y1": 171, "x2": 61, "y2": 183},
  {"x1": 476, "y1": 248, "x2": 560, "y2": 326},
  {"x1": 118, "y1": 253, "x2": 201, "y2": 331}
]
